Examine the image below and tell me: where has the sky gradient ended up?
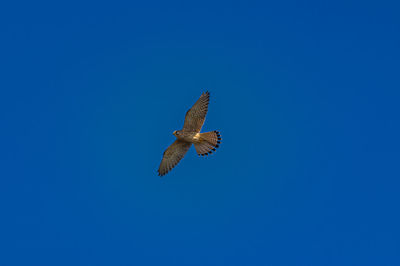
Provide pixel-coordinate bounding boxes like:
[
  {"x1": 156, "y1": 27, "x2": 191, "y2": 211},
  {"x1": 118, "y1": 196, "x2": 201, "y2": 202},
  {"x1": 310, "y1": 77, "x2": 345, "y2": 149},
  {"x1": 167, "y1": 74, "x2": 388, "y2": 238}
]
[{"x1": 1, "y1": 1, "x2": 400, "y2": 265}]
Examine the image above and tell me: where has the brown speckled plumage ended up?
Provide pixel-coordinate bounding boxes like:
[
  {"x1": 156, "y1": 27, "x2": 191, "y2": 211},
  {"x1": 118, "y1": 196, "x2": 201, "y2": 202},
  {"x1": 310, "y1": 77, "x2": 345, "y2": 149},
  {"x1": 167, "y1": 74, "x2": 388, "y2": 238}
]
[{"x1": 158, "y1": 92, "x2": 222, "y2": 177}]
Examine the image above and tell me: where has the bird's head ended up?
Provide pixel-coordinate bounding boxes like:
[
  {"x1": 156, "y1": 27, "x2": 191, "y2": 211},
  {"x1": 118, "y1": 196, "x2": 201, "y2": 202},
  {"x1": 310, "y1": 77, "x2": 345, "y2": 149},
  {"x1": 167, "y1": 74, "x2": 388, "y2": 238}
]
[{"x1": 173, "y1": 130, "x2": 182, "y2": 137}]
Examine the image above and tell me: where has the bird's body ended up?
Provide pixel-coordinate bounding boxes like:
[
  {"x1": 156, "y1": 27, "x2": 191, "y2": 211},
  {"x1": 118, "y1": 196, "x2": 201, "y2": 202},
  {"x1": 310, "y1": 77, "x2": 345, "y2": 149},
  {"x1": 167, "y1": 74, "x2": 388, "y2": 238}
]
[
  {"x1": 173, "y1": 130, "x2": 201, "y2": 143},
  {"x1": 158, "y1": 91, "x2": 222, "y2": 177}
]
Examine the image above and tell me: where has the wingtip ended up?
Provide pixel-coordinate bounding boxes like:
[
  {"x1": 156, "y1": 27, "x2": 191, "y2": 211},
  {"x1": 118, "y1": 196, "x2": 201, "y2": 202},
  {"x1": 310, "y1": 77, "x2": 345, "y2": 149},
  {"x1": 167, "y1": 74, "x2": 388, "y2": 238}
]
[{"x1": 157, "y1": 169, "x2": 164, "y2": 177}]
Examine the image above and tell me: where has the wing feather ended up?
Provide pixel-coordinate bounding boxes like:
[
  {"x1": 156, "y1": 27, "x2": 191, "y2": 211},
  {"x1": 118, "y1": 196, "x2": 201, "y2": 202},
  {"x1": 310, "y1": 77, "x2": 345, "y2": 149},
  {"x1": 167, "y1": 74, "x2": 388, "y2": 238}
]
[
  {"x1": 158, "y1": 140, "x2": 191, "y2": 176},
  {"x1": 182, "y1": 91, "x2": 210, "y2": 132}
]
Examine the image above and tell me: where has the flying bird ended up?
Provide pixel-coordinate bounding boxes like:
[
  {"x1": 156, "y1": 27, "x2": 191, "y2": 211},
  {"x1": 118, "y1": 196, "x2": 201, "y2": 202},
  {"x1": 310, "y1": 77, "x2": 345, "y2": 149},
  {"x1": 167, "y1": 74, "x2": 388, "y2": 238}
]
[{"x1": 158, "y1": 91, "x2": 222, "y2": 176}]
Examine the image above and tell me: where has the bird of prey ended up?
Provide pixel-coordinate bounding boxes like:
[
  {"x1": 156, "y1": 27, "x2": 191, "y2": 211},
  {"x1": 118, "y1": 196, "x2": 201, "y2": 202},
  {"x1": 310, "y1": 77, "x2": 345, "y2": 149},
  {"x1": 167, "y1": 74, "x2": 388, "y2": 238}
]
[{"x1": 158, "y1": 91, "x2": 222, "y2": 177}]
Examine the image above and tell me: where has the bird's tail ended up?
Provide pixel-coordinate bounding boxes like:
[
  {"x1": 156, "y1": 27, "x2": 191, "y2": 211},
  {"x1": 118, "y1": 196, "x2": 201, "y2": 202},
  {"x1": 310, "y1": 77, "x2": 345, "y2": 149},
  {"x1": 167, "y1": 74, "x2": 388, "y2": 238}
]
[{"x1": 194, "y1": 131, "x2": 222, "y2": 156}]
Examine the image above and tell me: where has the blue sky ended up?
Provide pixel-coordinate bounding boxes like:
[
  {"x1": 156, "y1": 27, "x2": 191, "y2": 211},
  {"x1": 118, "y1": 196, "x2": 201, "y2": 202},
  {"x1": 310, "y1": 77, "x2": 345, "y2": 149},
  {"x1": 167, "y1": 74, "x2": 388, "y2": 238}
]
[{"x1": 1, "y1": 1, "x2": 400, "y2": 265}]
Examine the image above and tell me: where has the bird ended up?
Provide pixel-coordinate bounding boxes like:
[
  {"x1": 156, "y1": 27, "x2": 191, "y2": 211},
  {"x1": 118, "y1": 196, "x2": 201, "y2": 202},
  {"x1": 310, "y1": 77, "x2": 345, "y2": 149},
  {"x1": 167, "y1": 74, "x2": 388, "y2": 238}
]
[{"x1": 158, "y1": 91, "x2": 222, "y2": 177}]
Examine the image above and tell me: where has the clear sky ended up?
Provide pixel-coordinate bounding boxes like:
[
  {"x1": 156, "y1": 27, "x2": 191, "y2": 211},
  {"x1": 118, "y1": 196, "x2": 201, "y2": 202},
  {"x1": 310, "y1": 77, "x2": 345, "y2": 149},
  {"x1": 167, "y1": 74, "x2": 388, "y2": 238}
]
[{"x1": 1, "y1": 1, "x2": 400, "y2": 265}]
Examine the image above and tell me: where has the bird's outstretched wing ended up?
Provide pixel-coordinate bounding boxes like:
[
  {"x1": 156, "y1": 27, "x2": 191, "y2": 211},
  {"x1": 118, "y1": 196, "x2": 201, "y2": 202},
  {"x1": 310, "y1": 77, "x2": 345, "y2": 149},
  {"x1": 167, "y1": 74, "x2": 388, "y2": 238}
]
[
  {"x1": 182, "y1": 91, "x2": 210, "y2": 132},
  {"x1": 158, "y1": 140, "x2": 192, "y2": 176}
]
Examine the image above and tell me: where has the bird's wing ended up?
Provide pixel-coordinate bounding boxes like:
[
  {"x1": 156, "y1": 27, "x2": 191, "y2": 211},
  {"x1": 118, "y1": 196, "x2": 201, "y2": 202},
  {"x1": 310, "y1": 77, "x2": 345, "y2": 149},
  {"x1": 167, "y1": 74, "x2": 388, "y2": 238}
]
[
  {"x1": 182, "y1": 91, "x2": 210, "y2": 132},
  {"x1": 158, "y1": 140, "x2": 192, "y2": 176}
]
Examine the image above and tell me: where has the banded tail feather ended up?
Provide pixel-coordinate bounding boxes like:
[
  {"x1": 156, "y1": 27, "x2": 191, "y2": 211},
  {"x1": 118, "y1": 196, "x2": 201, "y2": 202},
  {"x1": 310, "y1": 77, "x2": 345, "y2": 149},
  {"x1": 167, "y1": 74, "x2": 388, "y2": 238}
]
[{"x1": 194, "y1": 131, "x2": 222, "y2": 156}]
